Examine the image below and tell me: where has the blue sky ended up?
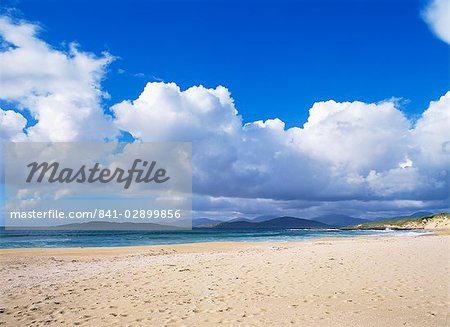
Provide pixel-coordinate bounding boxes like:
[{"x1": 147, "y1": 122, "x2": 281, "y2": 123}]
[{"x1": 3, "y1": 0, "x2": 448, "y2": 127}]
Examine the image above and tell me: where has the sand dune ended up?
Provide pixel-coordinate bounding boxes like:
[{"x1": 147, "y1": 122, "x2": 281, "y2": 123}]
[{"x1": 0, "y1": 235, "x2": 449, "y2": 326}]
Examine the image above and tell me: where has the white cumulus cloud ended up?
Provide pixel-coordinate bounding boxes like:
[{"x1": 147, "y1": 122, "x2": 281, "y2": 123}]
[
  {"x1": 112, "y1": 82, "x2": 450, "y2": 210},
  {"x1": 0, "y1": 17, "x2": 117, "y2": 141},
  {"x1": 423, "y1": 0, "x2": 450, "y2": 44},
  {"x1": 0, "y1": 109, "x2": 27, "y2": 141}
]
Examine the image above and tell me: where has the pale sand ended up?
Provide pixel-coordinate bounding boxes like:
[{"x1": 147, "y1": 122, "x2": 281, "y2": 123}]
[{"x1": 0, "y1": 235, "x2": 449, "y2": 326}]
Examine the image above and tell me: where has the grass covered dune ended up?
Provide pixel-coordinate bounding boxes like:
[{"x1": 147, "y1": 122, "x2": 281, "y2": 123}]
[
  {"x1": 344, "y1": 213, "x2": 450, "y2": 230},
  {"x1": 0, "y1": 234, "x2": 449, "y2": 326}
]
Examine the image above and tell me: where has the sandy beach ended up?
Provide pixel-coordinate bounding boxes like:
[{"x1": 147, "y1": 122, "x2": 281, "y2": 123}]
[{"x1": 0, "y1": 234, "x2": 449, "y2": 326}]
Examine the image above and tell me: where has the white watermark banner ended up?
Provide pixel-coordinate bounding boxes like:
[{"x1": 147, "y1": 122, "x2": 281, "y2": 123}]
[{"x1": 3, "y1": 142, "x2": 192, "y2": 230}]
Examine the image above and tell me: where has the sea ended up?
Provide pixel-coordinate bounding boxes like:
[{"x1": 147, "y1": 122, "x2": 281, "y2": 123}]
[{"x1": 0, "y1": 228, "x2": 431, "y2": 249}]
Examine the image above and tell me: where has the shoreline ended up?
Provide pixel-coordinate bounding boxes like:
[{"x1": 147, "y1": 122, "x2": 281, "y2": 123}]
[{"x1": 0, "y1": 229, "x2": 437, "y2": 255}]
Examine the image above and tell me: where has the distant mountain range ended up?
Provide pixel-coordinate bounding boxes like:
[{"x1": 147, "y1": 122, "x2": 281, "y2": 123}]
[
  {"x1": 9, "y1": 211, "x2": 439, "y2": 231},
  {"x1": 251, "y1": 215, "x2": 277, "y2": 222},
  {"x1": 50, "y1": 211, "x2": 439, "y2": 230},
  {"x1": 213, "y1": 216, "x2": 332, "y2": 229},
  {"x1": 192, "y1": 211, "x2": 437, "y2": 229},
  {"x1": 374, "y1": 211, "x2": 435, "y2": 222},
  {"x1": 311, "y1": 214, "x2": 369, "y2": 227},
  {"x1": 193, "y1": 214, "x2": 367, "y2": 228},
  {"x1": 192, "y1": 218, "x2": 224, "y2": 227},
  {"x1": 402, "y1": 211, "x2": 434, "y2": 218},
  {"x1": 192, "y1": 215, "x2": 279, "y2": 227}
]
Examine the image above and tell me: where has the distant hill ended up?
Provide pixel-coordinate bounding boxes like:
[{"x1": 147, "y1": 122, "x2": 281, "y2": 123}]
[
  {"x1": 214, "y1": 216, "x2": 332, "y2": 229},
  {"x1": 228, "y1": 217, "x2": 252, "y2": 223},
  {"x1": 406, "y1": 211, "x2": 434, "y2": 218},
  {"x1": 192, "y1": 218, "x2": 224, "y2": 227},
  {"x1": 375, "y1": 211, "x2": 435, "y2": 222},
  {"x1": 251, "y1": 215, "x2": 277, "y2": 222},
  {"x1": 312, "y1": 214, "x2": 369, "y2": 228},
  {"x1": 343, "y1": 213, "x2": 450, "y2": 230}
]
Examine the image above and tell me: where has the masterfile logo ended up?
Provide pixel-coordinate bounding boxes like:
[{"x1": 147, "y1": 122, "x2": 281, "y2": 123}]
[
  {"x1": 3, "y1": 142, "x2": 192, "y2": 230},
  {"x1": 26, "y1": 159, "x2": 170, "y2": 189}
]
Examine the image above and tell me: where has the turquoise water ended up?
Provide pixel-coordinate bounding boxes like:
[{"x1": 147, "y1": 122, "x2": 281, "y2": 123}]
[{"x1": 0, "y1": 228, "x2": 430, "y2": 248}]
